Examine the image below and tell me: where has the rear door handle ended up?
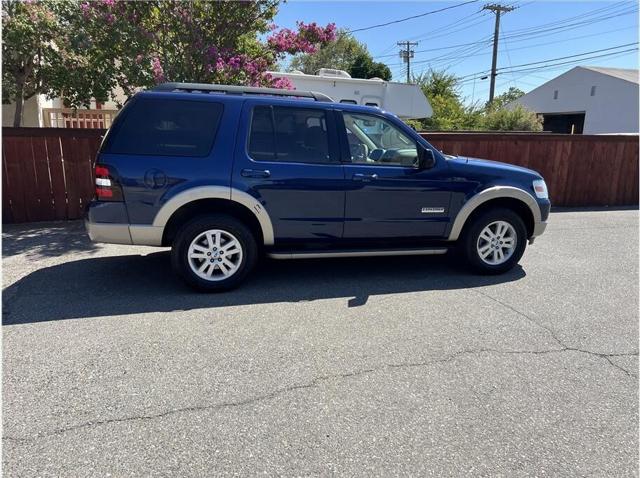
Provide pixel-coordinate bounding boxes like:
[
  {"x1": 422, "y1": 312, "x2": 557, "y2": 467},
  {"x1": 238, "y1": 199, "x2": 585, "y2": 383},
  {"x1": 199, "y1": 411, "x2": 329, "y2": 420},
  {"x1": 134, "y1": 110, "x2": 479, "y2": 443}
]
[
  {"x1": 352, "y1": 173, "x2": 378, "y2": 182},
  {"x1": 241, "y1": 169, "x2": 271, "y2": 178}
]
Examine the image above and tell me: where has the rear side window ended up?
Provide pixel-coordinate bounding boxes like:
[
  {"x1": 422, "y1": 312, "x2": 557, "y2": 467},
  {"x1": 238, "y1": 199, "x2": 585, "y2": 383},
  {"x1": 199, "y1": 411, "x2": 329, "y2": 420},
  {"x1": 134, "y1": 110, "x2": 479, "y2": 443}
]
[
  {"x1": 248, "y1": 106, "x2": 332, "y2": 163},
  {"x1": 106, "y1": 98, "x2": 223, "y2": 157}
]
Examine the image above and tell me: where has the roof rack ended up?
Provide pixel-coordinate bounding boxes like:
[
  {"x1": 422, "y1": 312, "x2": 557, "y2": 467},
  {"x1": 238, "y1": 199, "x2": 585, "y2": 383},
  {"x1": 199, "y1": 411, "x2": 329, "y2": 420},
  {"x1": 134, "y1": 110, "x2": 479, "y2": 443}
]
[{"x1": 152, "y1": 82, "x2": 334, "y2": 102}]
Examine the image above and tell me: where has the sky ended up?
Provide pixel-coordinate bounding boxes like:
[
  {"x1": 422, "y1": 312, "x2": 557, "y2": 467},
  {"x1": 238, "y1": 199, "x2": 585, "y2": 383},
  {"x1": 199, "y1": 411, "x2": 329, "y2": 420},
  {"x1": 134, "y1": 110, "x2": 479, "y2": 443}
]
[{"x1": 274, "y1": 0, "x2": 639, "y2": 105}]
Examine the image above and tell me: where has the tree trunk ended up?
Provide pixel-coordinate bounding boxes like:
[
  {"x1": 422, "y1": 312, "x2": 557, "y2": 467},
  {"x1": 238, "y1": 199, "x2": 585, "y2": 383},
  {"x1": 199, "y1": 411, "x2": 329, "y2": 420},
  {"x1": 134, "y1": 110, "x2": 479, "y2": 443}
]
[{"x1": 13, "y1": 82, "x2": 25, "y2": 127}]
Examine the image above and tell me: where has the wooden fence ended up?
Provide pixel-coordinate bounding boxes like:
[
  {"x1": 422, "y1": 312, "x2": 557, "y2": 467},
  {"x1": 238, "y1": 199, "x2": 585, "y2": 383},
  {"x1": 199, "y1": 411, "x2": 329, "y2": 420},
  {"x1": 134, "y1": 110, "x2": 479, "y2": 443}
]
[
  {"x1": 2, "y1": 128, "x2": 638, "y2": 223},
  {"x1": 3, "y1": 128, "x2": 105, "y2": 223},
  {"x1": 422, "y1": 132, "x2": 639, "y2": 208}
]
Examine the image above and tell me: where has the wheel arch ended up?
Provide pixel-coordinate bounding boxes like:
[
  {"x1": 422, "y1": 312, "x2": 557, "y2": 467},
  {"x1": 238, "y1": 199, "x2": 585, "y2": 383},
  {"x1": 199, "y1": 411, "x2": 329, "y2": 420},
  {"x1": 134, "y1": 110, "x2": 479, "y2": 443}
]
[
  {"x1": 448, "y1": 186, "x2": 540, "y2": 241},
  {"x1": 154, "y1": 187, "x2": 274, "y2": 247}
]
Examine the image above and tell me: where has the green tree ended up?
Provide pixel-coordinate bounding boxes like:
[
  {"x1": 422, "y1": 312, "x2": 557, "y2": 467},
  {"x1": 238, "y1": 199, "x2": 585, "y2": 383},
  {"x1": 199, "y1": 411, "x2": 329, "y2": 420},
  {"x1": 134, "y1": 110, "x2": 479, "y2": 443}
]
[
  {"x1": 2, "y1": 0, "x2": 79, "y2": 127},
  {"x1": 73, "y1": 1, "x2": 336, "y2": 106},
  {"x1": 3, "y1": 0, "x2": 336, "y2": 118},
  {"x1": 348, "y1": 52, "x2": 392, "y2": 80},
  {"x1": 481, "y1": 104, "x2": 543, "y2": 131},
  {"x1": 487, "y1": 86, "x2": 525, "y2": 110},
  {"x1": 411, "y1": 70, "x2": 482, "y2": 131},
  {"x1": 289, "y1": 29, "x2": 366, "y2": 74},
  {"x1": 289, "y1": 30, "x2": 391, "y2": 80}
]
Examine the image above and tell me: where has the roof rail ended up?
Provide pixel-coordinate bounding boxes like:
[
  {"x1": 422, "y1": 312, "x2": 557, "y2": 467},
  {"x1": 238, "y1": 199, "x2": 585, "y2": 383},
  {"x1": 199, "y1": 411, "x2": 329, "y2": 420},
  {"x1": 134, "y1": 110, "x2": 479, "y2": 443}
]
[{"x1": 152, "y1": 82, "x2": 334, "y2": 102}]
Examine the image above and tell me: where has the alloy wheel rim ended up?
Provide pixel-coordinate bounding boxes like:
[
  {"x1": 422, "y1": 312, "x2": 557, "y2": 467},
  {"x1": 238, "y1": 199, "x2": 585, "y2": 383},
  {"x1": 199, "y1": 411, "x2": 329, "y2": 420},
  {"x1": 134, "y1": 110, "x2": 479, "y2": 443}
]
[
  {"x1": 476, "y1": 220, "x2": 517, "y2": 265},
  {"x1": 188, "y1": 229, "x2": 243, "y2": 281}
]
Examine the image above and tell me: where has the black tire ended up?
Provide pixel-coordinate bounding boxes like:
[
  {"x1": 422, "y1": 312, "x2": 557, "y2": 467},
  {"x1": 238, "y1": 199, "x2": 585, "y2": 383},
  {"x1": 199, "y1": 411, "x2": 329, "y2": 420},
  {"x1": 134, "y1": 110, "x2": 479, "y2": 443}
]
[
  {"x1": 460, "y1": 207, "x2": 527, "y2": 275},
  {"x1": 171, "y1": 214, "x2": 258, "y2": 291}
]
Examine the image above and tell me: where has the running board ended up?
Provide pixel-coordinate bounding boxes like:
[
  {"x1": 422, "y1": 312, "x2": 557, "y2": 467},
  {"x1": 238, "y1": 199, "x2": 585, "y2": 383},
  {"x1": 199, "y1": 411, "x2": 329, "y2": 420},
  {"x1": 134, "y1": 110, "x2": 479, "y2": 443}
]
[{"x1": 267, "y1": 247, "x2": 448, "y2": 260}]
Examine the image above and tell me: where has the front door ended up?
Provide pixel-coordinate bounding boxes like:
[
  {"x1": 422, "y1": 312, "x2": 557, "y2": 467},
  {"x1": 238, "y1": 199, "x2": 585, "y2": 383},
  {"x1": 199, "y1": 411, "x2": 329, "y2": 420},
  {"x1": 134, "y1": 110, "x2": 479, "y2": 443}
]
[
  {"x1": 339, "y1": 110, "x2": 452, "y2": 239},
  {"x1": 233, "y1": 101, "x2": 345, "y2": 243}
]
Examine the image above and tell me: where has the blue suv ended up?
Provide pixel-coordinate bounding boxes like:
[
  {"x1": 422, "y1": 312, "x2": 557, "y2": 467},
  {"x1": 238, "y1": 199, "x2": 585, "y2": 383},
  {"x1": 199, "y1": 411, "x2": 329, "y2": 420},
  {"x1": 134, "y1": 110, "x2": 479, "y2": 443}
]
[{"x1": 86, "y1": 82, "x2": 550, "y2": 291}]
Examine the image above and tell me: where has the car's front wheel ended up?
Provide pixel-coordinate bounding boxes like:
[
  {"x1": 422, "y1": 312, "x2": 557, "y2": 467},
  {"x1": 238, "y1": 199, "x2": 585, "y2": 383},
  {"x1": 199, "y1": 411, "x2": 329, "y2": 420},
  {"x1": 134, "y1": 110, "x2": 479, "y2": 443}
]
[
  {"x1": 461, "y1": 208, "x2": 527, "y2": 274},
  {"x1": 171, "y1": 214, "x2": 257, "y2": 291}
]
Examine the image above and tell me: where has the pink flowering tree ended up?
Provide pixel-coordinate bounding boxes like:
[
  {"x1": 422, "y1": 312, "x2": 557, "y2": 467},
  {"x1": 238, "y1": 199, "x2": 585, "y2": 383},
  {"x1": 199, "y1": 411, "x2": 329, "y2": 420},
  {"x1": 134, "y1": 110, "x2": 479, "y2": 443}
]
[{"x1": 67, "y1": 1, "x2": 336, "y2": 106}]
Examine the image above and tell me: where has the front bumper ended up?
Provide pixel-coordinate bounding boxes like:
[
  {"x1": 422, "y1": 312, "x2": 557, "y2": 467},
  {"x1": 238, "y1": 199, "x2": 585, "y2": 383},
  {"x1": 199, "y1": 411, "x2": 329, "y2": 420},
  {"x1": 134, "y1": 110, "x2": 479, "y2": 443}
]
[{"x1": 529, "y1": 221, "x2": 548, "y2": 244}]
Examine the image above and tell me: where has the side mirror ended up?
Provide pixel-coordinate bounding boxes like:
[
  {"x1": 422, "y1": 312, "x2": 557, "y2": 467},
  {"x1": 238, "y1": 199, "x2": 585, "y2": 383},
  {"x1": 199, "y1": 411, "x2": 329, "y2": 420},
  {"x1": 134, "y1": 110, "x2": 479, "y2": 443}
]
[{"x1": 417, "y1": 147, "x2": 436, "y2": 169}]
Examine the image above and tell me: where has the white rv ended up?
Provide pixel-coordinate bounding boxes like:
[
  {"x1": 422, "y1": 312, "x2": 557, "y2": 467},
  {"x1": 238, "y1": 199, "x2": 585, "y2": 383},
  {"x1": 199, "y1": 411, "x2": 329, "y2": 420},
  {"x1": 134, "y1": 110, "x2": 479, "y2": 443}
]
[{"x1": 268, "y1": 69, "x2": 433, "y2": 120}]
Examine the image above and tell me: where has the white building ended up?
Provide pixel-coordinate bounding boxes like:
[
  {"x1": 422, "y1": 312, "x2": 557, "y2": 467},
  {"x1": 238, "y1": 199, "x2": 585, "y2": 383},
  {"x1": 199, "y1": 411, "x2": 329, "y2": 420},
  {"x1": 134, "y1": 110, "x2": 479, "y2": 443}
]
[
  {"x1": 509, "y1": 66, "x2": 639, "y2": 134},
  {"x1": 2, "y1": 89, "x2": 125, "y2": 129}
]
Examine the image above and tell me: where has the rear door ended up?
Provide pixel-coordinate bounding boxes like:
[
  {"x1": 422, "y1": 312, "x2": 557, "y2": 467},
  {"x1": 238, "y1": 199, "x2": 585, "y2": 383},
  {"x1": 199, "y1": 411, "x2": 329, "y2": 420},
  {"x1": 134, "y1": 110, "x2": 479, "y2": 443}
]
[
  {"x1": 99, "y1": 94, "x2": 229, "y2": 224},
  {"x1": 338, "y1": 110, "x2": 453, "y2": 239},
  {"x1": 233, "y1": 101, "x2": 345, "y2": 243}
]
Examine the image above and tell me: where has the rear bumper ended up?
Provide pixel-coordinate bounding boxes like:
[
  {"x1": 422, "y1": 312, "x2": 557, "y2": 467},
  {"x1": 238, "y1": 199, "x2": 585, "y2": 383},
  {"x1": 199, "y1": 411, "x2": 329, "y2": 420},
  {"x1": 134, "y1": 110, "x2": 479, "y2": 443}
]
[
  {"x1": 86, "y1": 200, "x2": 164, "y2": 246},
  {"x1": 85, "y1": 220, "x2": 132, "y2": 245},
  {"x1": 85, "y1": 220, "x2": 164, "y2": 246}
]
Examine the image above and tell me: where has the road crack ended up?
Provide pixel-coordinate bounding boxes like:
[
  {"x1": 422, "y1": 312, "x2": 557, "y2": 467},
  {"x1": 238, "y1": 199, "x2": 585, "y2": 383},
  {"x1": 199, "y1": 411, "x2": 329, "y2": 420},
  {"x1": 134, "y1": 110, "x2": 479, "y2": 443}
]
[
  {"x1": 471, "y1": 288, "x2": 638, "y2": 378},
  {"x1": 4, "y1": 346, "x2": 637, "y2": 444}
]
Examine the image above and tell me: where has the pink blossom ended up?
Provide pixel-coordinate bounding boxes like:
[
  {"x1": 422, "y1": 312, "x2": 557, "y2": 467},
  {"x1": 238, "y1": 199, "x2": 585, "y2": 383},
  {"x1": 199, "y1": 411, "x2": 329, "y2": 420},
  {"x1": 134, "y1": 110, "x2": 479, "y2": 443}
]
[
  {"x1": 151, "y1": 57, "x2": 165, "y2": 83},
  {"x1": 272, "y1": 77, "x2": 295, "y2": 90}
]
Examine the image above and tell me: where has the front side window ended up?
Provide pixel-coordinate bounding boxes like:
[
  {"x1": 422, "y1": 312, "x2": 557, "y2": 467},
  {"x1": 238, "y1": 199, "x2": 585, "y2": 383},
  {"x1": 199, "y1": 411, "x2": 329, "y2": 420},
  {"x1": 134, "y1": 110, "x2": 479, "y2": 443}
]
[
  {"x1": 106, "y1": 98, "x2": 223, "y2": 157},
  {"x1": 342, "y1": 112, "x2": 418, "y2": 166},
  {"x1": 248, "y1": 106, "x2": 332, "y2": 163}
]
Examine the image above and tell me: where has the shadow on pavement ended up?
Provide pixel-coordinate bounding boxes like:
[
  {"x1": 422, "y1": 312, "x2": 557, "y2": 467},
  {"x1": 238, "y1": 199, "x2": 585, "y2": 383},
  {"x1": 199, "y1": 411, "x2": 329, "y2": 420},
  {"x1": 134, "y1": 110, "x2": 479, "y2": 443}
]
[
  {"x1": 2, "y1": 221, "x2": 99, "y2": 258},
  {"x1": 3, "y1": 251, "x2": 525, "y2": 325}
]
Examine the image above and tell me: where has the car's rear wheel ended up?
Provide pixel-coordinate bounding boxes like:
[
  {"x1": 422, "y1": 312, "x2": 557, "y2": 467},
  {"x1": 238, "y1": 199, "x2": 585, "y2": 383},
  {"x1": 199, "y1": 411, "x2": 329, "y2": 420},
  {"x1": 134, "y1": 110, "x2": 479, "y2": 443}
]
[
  {"x1": 171, "y1": 214, "x2": 257, "y2": 291},
  {"x1": 461, "y1": 208, "x2": 527, "y2": 274}
]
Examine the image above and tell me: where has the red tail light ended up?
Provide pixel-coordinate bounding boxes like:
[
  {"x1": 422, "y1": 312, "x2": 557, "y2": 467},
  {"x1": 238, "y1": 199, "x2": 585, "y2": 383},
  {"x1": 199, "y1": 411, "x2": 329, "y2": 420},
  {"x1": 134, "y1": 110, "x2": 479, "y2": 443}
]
[{"x1": 95, "y1": 164, "x2": 123, "y2": 201}]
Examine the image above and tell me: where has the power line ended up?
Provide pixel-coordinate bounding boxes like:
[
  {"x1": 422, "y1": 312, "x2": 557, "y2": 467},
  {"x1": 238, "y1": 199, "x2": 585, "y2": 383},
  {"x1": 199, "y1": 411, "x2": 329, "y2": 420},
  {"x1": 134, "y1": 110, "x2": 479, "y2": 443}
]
[
  {"x1": 347, "y1": 0, "x2": 479, "y2": 33},
  {"x1": 458, "y1": 42, "x2": 639, "y2": 79},
  {"x1": 377, "y1": 2, "x2": 637, "y2": 61},
  {"x1": 457, "y1": 46, "x2": 639, "y2": 84},
  {"x1": 469, "y1": 48, "x2": 638, "y2": 98}
]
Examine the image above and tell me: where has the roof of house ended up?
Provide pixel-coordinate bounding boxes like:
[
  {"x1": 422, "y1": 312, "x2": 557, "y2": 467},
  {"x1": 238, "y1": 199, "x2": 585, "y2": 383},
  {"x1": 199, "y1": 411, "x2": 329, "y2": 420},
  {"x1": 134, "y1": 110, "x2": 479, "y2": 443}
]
[{"x1": 579, "y1": 66, "x2": 639, "y2": 85}]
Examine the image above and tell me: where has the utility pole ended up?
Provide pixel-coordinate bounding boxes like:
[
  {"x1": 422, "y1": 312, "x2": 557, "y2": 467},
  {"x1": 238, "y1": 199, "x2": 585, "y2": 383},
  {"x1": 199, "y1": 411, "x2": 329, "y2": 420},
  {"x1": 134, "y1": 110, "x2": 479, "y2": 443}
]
[
  {"x1": 398, "y1": 41, "x2": 418, "y2": 83},
  {"x1": 483, "y1": 3, "x2": 514, "y2": 103}
]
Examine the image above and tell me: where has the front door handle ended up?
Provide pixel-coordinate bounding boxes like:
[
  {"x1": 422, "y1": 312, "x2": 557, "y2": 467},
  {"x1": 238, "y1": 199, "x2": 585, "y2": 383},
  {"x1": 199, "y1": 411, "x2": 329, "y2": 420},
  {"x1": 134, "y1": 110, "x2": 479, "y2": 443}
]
[
  {"x1": 241, "y1": 168, "x2": 271, "y2": 178},
  {"x1": 352, "y1": 173, "x2": 378, "y2": 182}
]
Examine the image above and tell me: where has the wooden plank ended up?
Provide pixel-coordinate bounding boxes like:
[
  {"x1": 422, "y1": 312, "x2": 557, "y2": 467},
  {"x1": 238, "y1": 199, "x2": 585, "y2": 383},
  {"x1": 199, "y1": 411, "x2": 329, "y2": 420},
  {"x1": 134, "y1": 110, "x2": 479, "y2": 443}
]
[
  {"x1": 2, "y1": 146, "x2": 13, "y2": 223},
  {"x1": 2, "y1": 137, "x2": 28, "y2": 223},
  {"x1": 31, "y1": 136, "x2": 56, "y2": 221},
  {"x1": 45, "y1": 135, "x2": 68, "y2": 220},
  {"x1": 15, "y1": 137, "x2": 41, "y2": 222},
  {"x1": 548, "y1": 140, "x2": 570, "y2": 206},
  {"x1": 618, "y1": 140, "x2": 639, "y2": 205},
  {"x1": 60, "y1": 135, "x2": 81, "y2": 219},
  {"x1": 606, "y1": 141, "x2": 625, "y2": 206},
  {"x1": 77, "y1": 137, "x2": 96, "y2": 213}
]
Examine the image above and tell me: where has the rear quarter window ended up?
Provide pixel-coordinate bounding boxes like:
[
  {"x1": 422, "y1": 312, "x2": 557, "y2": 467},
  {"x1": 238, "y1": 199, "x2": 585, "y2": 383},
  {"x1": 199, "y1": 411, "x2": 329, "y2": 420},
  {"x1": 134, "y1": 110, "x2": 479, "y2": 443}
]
[{"x1": 104, "y1": 98, "x2": 223, "y2": 157}]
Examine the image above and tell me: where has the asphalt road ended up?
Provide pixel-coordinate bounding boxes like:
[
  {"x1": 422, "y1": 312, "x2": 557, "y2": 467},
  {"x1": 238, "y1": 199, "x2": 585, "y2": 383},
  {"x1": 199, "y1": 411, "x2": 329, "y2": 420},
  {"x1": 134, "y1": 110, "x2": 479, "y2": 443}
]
[{"x1": 2, "y1": 210, "x2": 638, "y2": 477}]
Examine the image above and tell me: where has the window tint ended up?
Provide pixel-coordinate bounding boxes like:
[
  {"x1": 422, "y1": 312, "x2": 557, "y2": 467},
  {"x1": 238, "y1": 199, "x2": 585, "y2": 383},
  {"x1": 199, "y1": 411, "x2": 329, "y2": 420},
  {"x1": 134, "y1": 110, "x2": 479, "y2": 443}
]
[
  {"x1": 248, "y1": 106, "x2": 332, "y2": 163},
  {"x1": 340, "y1": 99, "x2": 357, "y2": 104},
  {"x1": 107, "y1": 98, "x2": 222, "y2": 157},
  {"x1": 342, "y1": 112, "x2": 417, "y2": 167},
  {"x1": 365, "y1": 102, "x2": 379, "y2": 107},
  {"x1": 248, "y1": 106, "x2": 277, "y2": 161}
]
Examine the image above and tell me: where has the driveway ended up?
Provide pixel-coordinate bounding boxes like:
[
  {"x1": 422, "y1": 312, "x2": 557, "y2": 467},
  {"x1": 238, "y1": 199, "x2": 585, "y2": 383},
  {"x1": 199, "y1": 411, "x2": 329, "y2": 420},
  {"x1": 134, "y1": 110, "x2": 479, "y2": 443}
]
[{"x1": 2, "y1": 210, "x2": 638, "y2": 476}]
